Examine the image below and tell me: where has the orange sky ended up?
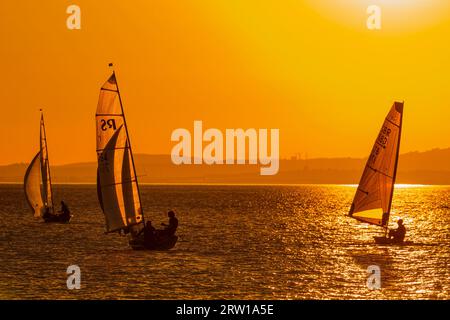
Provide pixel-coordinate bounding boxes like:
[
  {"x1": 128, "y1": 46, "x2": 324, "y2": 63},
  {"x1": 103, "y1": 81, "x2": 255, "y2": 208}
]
[{"x1": 0, "y1": 0, "x2": 449, "y2": 165}]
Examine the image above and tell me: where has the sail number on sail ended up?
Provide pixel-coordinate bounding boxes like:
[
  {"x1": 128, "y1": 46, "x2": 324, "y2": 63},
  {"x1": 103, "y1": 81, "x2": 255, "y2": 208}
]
[{"x1": 369, "y1": 126, "x2": 391, "y2": 165}]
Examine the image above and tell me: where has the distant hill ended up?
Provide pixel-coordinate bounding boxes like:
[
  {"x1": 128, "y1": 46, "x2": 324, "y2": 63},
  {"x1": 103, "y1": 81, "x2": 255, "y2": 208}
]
[{"x1": 1, "y1": 148, "x2": 449, "y2": 184}]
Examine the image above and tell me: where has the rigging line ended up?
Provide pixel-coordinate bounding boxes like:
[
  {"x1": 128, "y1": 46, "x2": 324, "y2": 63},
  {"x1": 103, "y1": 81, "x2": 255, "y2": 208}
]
[{"x1": 99, "y1": 179, "x2": 138, "y2": 188}]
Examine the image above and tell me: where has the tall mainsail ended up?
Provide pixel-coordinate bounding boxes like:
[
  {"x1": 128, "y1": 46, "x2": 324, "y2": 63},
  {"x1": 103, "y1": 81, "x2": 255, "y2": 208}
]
[
  {"x1": 24, "y1": 151, "x2": 44, "y2": 217},
  {"x1": 349, "y1": 102, "x2": 404, "y2": 227},
  {"x1": 40, "y1": 112, "x2": 54, "y2": 213},
  {"x1": 96, "y1": 72, "x2": 144, "y2": 233}
]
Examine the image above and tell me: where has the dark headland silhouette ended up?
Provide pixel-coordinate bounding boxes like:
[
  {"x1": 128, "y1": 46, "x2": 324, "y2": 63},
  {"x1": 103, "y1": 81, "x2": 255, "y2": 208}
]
[{"x1": 1, "y1": 148, "x2": 449, "y2": 184}]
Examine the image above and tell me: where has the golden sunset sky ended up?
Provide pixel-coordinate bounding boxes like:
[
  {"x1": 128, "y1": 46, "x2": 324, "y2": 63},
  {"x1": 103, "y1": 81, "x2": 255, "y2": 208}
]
[{"x1": 0, "y1": 0, "x2": 449, "y2": 165}]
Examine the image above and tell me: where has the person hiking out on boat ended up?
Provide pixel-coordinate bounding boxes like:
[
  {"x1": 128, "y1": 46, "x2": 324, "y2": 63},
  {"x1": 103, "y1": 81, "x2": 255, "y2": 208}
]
[
  {"x1": 160, "y1": 210, "x2": 178, "y2": 237},
  {"x1": 388, "y1": 219, "x2": 406, "y2": 243}
]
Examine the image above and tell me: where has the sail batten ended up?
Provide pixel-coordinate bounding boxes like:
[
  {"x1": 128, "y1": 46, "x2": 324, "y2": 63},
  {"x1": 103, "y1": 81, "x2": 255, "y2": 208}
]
[
  {"x1": 96, "y1": 72, "x2": 144, "y2": 233},
  {"x1": 349, "y1": 102, "x2": 404, "y2": 227}
]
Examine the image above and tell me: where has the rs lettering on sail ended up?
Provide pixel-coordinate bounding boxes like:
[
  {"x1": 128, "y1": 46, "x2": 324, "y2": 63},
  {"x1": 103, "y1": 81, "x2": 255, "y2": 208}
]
[{"x1": 100, "y1": 119, "x2": 117, "y2": 131}]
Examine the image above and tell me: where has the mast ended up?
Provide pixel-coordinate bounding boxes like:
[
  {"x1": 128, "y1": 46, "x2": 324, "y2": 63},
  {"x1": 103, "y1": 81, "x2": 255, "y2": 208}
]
[
  {"x1": 40, "y1": 109, "x2": 55, "y2": 214},
  {"x1": 385, "y1": 101, "x2": 404, "y2": 233},
  {"x1": 109, "y1": 64, "x2": 146, "y2": 225}
]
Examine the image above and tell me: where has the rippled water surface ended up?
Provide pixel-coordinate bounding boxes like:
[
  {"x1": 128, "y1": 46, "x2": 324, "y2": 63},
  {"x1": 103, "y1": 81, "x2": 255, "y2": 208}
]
[{"x1": 0, "y1": 184, "x2": 449, "y2": 299}]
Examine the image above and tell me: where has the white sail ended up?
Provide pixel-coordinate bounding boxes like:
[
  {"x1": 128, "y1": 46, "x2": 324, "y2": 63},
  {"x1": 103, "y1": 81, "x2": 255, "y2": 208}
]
[
  {"x1": 96, "y1": 73, "x2": 143, "y2": 233},
  {"x1": 24, "y1": 151, "x2": 44, "y2": 217},
  {"x1": 40, "y1": 113, "x2": 54, "y2": 213},
  {"x1": 349, "y1": 102, "x2": 404, "y2": 227}
]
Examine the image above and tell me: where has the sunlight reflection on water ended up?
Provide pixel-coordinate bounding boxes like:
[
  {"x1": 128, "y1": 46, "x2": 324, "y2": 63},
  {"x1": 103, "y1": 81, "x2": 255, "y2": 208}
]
[{"x1": 0, "y1": 184, "x2": 448, "y2": 299}]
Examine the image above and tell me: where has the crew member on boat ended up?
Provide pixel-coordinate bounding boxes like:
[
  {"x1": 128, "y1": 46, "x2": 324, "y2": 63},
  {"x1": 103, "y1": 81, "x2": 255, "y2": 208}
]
[
  {"x1": 388, "y1": 219, "x2": 406, "y2": 243},
  {"x1": 42, "y1": 206, "x2": 52, "y2": 220},
  {"x1": 138, "y1": 221, "x2": 156, "y2": 247},
  {"x1": 160, "y1": 210, "x2": 178, "y2": 236},
  {"x1": 59, "y1": 201, "x2": 71, "y2": 220}
]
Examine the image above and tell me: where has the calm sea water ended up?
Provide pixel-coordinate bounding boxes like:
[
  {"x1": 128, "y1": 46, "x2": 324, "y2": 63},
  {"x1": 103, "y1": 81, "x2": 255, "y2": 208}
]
[{"x1": 0, "y1": 184, "x2": 449, "y2": 300}]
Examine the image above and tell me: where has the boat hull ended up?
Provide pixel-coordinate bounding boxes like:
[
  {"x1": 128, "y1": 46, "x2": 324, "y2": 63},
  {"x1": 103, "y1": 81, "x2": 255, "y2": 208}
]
[
  {"x1": 43, "y1": 215, "x2": 72, "y2": 223},
  {"x1": 374, "y1": 236, "x2": 413, "y2": 245},
  {"x1": 129, "y1": 234, "x2": 178, "y2": 251}
]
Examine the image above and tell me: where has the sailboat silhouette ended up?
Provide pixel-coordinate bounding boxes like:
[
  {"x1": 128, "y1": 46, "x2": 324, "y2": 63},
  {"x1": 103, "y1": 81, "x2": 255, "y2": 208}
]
[
  {"x1": 95, "y1": 65, "x2": 178, "y2": 250},
  {"x1": 348, "y1": 102, "x2": 408, "y2": 244}
]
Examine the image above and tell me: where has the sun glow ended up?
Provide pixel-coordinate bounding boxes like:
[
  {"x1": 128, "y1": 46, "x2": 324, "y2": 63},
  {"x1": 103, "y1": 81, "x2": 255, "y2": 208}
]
[
  {"x1": 305, "y1": 0, "x2": 450, "y2": 32},
  {"x1": 1, "y1": 1, "x2": 450, "y2": 165}
]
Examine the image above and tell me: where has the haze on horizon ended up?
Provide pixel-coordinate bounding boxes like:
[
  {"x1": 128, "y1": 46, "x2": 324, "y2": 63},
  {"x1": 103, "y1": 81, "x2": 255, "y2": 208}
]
[{"x1": 1, "y1": 1, "x2": 450, "y2": 165}]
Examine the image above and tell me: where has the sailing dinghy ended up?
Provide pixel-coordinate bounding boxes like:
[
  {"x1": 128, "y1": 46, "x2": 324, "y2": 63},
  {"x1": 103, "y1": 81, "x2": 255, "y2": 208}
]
[
  {"x1": 24, "y1": 111, "x2": 72, "y2": 223},
  {"x1": 95, "y1": 66, "x2": 178, "y2": 250},
  {"x1": 348, "y1": 101, "x2": 409, "y2": 244}
]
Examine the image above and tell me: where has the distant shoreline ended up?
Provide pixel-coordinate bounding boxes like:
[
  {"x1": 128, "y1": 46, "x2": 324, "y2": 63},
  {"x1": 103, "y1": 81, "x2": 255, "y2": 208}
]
[{"x1": 2, "y1": 148, "x2": 450, "y2": 185}]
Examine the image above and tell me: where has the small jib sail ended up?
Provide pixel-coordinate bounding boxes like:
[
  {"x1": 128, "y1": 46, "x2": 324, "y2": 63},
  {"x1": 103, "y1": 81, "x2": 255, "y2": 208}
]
[
  {"x1": 96, "y1": 71, "x2": 144, "y2": 233},
  {"x1": 349, "y1": 101, "x2": 404, "y2": 228},
  {"x1": 24, "y1": 111, "x2": 55, "y2": 217}
]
